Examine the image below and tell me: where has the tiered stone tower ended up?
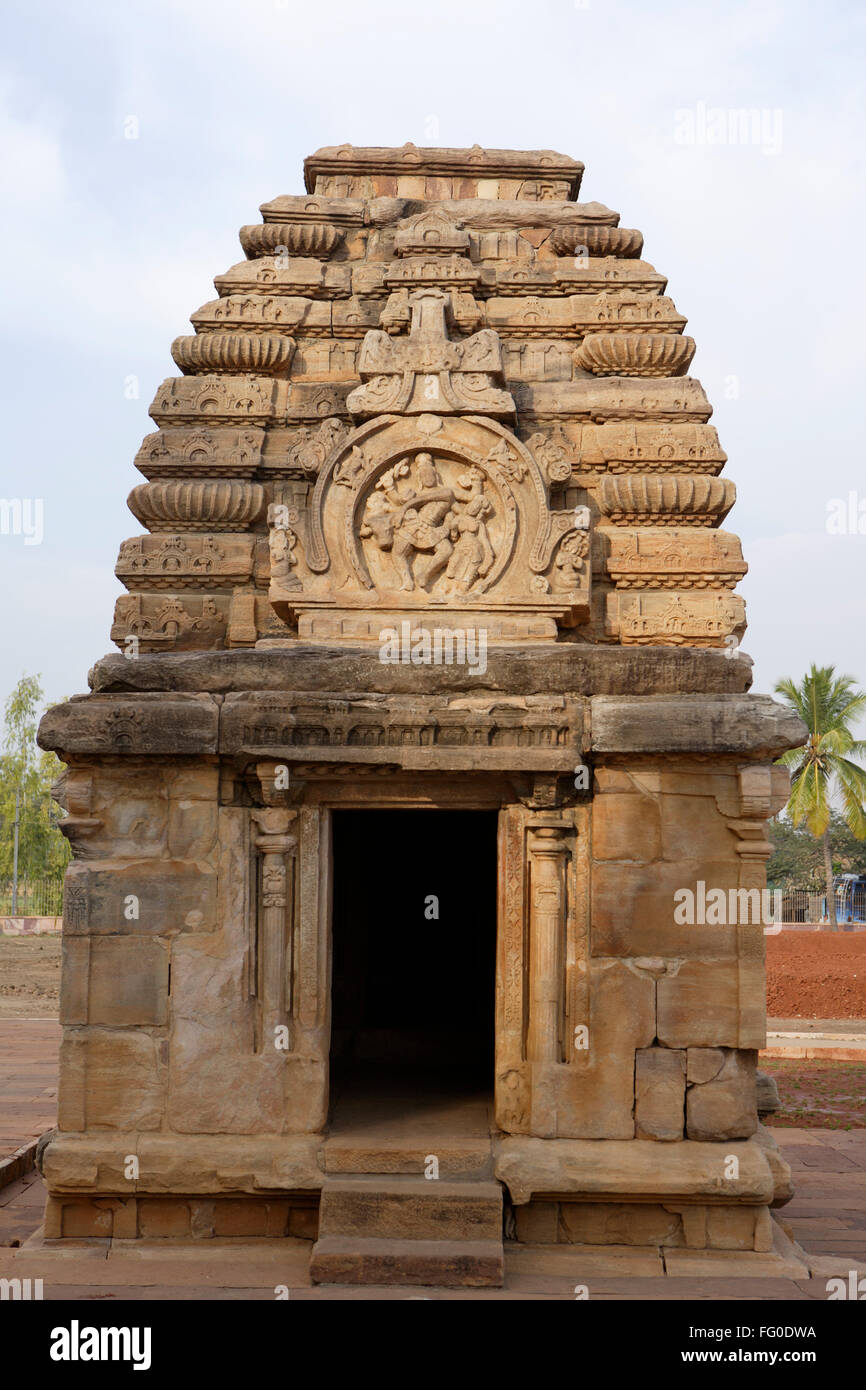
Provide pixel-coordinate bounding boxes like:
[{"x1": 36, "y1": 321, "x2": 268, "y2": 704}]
[{"x1": 39, "y1": 146, "x2": 805, "y2": 1285}]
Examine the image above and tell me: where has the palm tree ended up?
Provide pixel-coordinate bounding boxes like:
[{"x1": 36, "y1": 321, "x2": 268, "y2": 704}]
[{"x1": 774, "y1": 665, "x2": 866, "y2": 930}]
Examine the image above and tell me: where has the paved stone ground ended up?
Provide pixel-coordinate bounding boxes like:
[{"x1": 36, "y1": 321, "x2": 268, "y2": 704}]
[
  {"x1": 0, "y1": 1021, "x2": 864, "y2": 1298},
  {"x1": 0, "y1": 1019, "x2": 60, "y2": 1161}
]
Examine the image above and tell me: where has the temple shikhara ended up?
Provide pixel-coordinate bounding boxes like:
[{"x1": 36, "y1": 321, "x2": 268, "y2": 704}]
[{"x1": 38, "y1": 144, "x2": 806, "y2": 1285}]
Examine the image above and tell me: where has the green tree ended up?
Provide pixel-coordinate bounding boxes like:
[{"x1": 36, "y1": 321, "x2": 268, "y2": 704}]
[
  {"x1": 774, "y1": 665, "x2": 866, "y2": 929},
  {"x1": 766, "y1": 810, "x2": 866, "y2": 889},
  {"x1": 0, "y1": 675, "x2": 70, "y2": 892}
]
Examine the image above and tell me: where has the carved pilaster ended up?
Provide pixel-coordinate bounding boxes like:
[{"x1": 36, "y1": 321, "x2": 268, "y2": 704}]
[
  {"x1": 526, "y1": 824, "x2": 570, "y2": 1063},
  {"x1": 728, "y1": 766, "x2": 791, "y2": 889},
  {"x1": 251, "y1": 807, "x2": 297, "y2": 1052},
  {"x1": 725, "y1": 766, "x2": 791, "y2": 1050}
]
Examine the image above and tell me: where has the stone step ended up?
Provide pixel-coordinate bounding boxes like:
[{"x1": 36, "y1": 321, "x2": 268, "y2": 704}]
[
  {"x1": 318, "y1": 1176, "x2": 503, "y2": 1242},
  {"x1": 321, "y1": 1135, "x2": 493, "y2": 1178},
  {"x1": 310, "y1": 1235, "x2": 505, "y2": 1287}
]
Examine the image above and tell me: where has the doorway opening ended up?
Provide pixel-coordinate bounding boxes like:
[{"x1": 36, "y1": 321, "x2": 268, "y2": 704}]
[{"x1": 328, "y1": 809, "x2": 498, "y2": 1126}]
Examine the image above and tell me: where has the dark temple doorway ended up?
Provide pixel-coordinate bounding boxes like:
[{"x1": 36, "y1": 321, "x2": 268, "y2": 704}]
[{"x1": 328, "y1": 809, "x2": 498, "y2": 1121}]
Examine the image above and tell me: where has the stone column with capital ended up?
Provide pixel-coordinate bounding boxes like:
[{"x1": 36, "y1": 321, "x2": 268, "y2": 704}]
[
  {"x1": 526, "y1": 825, "x2": 570, "y2": 1064},
  {"x1": 251, "y1": 808, "x2": 297, "y2": 1053}
]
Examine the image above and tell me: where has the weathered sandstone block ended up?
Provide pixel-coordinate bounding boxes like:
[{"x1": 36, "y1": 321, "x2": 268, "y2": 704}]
[
  {"x1": 686, "y1": 1049, "x2": 758, "y2": 1141},
  {"x1": 635, "y1": 1047, "x2": 686, "y2": 1141}
]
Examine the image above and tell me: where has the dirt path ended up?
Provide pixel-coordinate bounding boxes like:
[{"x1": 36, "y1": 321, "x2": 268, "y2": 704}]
[
  {"x1": 0, "y1": 936, "x2": 60, "y2": 1019},
  {"x1": 762, "y1": 1058, "x2": 866, "y2": 1129}
]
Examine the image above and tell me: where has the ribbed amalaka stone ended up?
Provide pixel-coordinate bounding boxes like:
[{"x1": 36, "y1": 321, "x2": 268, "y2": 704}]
[
  {"x1": 240, "y1": 222, "x2": 342, "y2": 258},
  {"x1": 550, "y1": 225, "x2": 644, "y2": 258},
  {"x1": 598, "y1": 475, "x2": 736, "y2": 524},
  {"x1": 38, "y1": 145, "x2": 806, "y2": 1280},
  {"x1": 171, "y1": 333, "x2": 296, "y2": 376},
  {"x1": 576, "y1": 333, "x2": 696, "y2": 377},
  {"x1": 128, "y1": 479, "x2": 266, "y2": 532}
]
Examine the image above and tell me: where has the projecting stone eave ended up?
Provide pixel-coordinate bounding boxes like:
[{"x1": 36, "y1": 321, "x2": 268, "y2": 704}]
[{"x1": 258, "y1": 195, "x2": 619, "y2": 229}]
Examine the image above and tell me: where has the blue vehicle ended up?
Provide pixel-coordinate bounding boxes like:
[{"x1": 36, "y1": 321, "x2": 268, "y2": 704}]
[{"x1": 822, "y1": 873, "x2": 866, "y2": 925}]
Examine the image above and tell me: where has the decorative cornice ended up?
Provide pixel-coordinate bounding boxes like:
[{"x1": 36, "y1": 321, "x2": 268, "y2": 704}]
[{"x1": 304, "y1": 144, "x2": 584, "y2": 196}]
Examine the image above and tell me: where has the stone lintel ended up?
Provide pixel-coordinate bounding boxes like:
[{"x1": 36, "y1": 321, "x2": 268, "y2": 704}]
[
  {"x1": 220, "y1": 692, "x2": 583, "y2": 768},
  {"x1": 590, "y1": 694, "x2": 806, "y2": 758},
  {"x1": 495, "y1": 1136, "x2": 774, "y2": 1206},
  {"x1": 87, "y1": 646, "x2": 753, "y2": 699}
]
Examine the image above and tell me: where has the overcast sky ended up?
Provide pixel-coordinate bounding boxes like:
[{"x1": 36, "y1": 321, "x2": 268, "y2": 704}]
[{"x1": 1, "y1": 0, "x2": 864, "y2": 719}]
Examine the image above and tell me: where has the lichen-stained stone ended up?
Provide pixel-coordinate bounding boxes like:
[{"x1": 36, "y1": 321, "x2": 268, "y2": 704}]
[
  {"x1": 88, "y1": 776, "x2": 168, "y2": 858},
  {"x1": 634, "y1": 1047, "x2": 686, "y2": 1141},
  {"x1": 590, "y1": 695, "x2": 806, "y2": 758},
  {"x1": 62, "y1": 860, "x2": 217, "y2": 936},
  {"x1": 38, "y1": 693, "x2": 219, "y2": 756},
  {"x1": 686, "y1": 1049, "x2": 758, "y2": 1141},
  {"x1": 165, "y1": 765, "x2": 220, "y2": 801},
  {"x1": 87, "y1": 645, "x2": 755, "y2": 697},
  {"x1": 167, "y1": 792, "x2": 218, "y2": 860},
  {"x1": 219, "y1": 691, "x2": 583, "y2": 773}
]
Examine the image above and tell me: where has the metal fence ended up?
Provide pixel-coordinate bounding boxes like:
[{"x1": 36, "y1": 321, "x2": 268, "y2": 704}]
[
  {"x1": 776, "y1": 885, "x2": 866, "y2": 924},
  {"x1": 0, "y1": 877, "x2": 65, "y2": 916}
]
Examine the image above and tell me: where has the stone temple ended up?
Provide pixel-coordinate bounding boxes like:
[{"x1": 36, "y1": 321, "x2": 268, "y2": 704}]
[{"x1": 38, "y1": 144, "x2": 806, "y2": 1285}]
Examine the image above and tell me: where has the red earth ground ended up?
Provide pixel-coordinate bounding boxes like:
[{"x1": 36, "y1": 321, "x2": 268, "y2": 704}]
[
  {"x1": 763, "y1": 933, "x2": 865, "y2": 1129},
  {"x1": 766, "y1": 931, "x2": 866, "y2": 1019}
]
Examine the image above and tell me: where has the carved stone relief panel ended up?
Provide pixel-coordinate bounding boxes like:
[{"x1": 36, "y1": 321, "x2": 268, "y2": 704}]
[{"x1": 268, "y1": 411, "x2": 591, "y2": 637}]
